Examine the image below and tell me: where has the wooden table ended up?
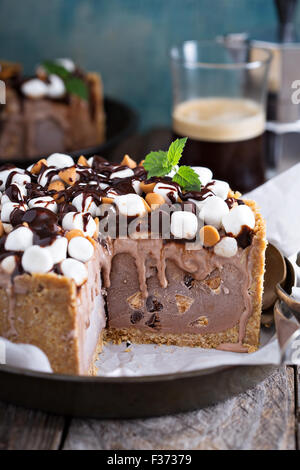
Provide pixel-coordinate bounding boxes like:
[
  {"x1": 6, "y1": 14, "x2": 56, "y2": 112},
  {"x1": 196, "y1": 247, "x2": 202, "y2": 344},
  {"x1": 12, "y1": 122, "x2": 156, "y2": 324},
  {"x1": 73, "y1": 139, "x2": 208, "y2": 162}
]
[{"x1": 0, "y1": 130, "x2": 298, "y2": 450}]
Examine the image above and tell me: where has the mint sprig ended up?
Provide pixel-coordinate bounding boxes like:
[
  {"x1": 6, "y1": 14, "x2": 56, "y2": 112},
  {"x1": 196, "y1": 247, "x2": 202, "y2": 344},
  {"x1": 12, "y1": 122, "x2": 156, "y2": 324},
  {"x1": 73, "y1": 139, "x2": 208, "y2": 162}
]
[
  {"x1": 173, "y1": 166, "x2": 201, "y2": 191},
  {"x1": 42, "y1": 61, "x2": 89, "y2": 101},
  {"x1": 143, "y1": 137, "x2": 201, "y2": 191}
]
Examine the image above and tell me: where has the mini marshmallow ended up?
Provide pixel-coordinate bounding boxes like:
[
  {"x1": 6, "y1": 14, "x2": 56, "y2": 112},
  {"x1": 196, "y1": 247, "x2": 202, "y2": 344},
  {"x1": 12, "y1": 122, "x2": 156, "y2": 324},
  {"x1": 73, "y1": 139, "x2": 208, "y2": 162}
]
[
  {"x1": 47, "y1": 74, "x2": 66, "y2": 98},
  {"x1": 21, "y1": 78, "x2": 48, "y2": 98},
  {"x1": 200, "y1": 196, "x2": 229, "y2": 229},
  {"x1": 188, "y1": 191, "x2": 214, "y2": 211},
  {"x1": 5, "y1": 226, "x2": 33, "y2": 252},
  {"x1": 87, "y1": 157, "x2": 94, "y2": 167},
  {"x1": 22, "y1": 245, "x2": 53, "y2": 274},
  {"x1": 214, "y1": 237, "x2": 238, "y2": 258},
  {"x1": 99, "y1": 183, "x2": 109, "y2": 190},
  {"x1": 114, "y1": 194, "x2": 147, "y2": 217},
  {"x1": 105, "y1": 189, "x2": 119, "y2": 200},
  {"x1": 110, "y1": 168, "x2": 134, "y2": 179},
  {"x1": 55, "y1": 58, "x2": 76, "y2": 73},
  {"x1": 47, "y1": 153, "x2": 74, "y2": 169},
  {"x1": 1, "y1": 202, "x2": 27, "y2": 223},
  {"x1": 37, "y1": 167, "x2": 60, "y2": 187},
  {"x1": 61, "y1": 258, "x2": 88, "y2": 286},
  {"x1": 44, "y1": 236, "x2": 68, "y2": 264},
  {"x1": 1, "y1": 255, "x2": 16, "y2": 274},
  {"x1": 208, "y1": 180, "x2": 230, "y2": 200},
  {"x1": 171, "y1": 211, "x2": 198, "y2": 239},
  {"x1": 132, "y1": 179, "x2": 142, "y2": 195},
  {"x1": 166, "y1": 165, "x2": 179, "y2": 178},
  {"x1": 1, "y1": 183, "x2": 27, "y2": 205},
  {"x1": 0, "y1": 168, "x2": 23, "y2": 191},
  {"x1": 72, "y1": 193, "x2": 97, "y2": 217},
  {"x1": 222, "y1": 204, "x2": 255, "y2": 236},
  {"x1": 11, "y1": 172, "x2": 31, "y2": 187},
  {"x1": 153, "y1": 182, "x2": 178, "y2": 203},
  {"x1": 2, "y1": 223, "x2": 13, "y2": 234},
  {"x1": 28, "y1": 196, "x2": 57, "y2": 213},
  {"x1": 68, "y1": 236, "x2": 94, "y2": 262},
  {"x1": 62, "y1": 211, "x2": 96, "y2": 237},
  {"x1": 193, "y1": 167, "x2": 213, "y2": 186}
]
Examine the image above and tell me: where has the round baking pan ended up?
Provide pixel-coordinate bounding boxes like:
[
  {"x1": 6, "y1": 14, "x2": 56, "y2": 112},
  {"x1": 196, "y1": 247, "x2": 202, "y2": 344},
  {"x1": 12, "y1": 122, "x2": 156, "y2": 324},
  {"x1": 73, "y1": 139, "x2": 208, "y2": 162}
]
[
  {"x1": 1, "y1": 97, "x2": 138, "y2": 167},
  {"x1": 0, "y1": 254, "x2": 293, "y2": 419}
]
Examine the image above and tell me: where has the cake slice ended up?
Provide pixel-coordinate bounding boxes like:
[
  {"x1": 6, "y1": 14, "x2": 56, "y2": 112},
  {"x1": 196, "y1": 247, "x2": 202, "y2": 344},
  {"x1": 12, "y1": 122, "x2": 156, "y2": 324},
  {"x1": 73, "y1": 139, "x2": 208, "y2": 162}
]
[
  {"x1": 0, "y1": 142, "x2": 266, "y2": 374},
  {"x1": 0, "y1": 59, "x2": 105, "y2": 161}
]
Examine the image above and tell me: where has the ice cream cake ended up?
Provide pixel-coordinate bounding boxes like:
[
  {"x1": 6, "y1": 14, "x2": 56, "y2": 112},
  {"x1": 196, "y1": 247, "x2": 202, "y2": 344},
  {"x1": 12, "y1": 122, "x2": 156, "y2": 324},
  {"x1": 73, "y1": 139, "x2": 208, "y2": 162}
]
[{"x1": 0, "y1": 139, "x2": 266, "y2": 374}]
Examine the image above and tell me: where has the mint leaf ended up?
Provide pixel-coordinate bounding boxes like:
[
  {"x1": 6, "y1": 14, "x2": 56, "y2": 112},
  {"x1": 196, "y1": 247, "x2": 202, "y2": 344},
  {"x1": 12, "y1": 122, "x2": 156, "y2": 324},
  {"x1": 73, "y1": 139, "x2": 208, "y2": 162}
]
[
  {"x1": 42, "y1": 61, "x2": 70, "y2": 79},
  {"x1": 166, "y1": 137, "x2": 187, "y2": 167},
  {"x1": 143, "y1": 150, "x2": 172, "y2": 178},
  {"x1": 65, "y1": 76, "x2": 89, "y2": 101},
  {"x1": 173, "y1": 166, "x2": 201, "y2": 191},
  {"x1": 42, "y1": 60, "x2": 89, "y2": 101}
]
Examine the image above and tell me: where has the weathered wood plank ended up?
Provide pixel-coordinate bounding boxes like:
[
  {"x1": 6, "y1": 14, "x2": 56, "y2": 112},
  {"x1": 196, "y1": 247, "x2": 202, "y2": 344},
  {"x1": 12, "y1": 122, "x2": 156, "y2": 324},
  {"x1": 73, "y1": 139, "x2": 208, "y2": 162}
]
[
  {"x1": 0, "y1": 402, "x2": 65, "y2": 450},
  {"x1": 63, "y1": 367, "x2": 295, "y2": 450}
]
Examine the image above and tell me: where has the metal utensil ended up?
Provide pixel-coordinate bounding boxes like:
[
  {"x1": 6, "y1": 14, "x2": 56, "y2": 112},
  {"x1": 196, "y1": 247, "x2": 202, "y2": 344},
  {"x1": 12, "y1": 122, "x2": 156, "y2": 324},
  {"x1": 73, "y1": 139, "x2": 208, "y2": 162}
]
[{"x1": 263, "y1": 243, "x2": 287, "y2": 310}]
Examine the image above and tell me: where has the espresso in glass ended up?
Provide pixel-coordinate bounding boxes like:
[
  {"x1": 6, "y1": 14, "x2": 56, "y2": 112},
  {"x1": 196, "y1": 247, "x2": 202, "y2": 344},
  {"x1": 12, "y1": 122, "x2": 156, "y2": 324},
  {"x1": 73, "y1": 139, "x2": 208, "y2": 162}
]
[{"x1": 172, "y1": 97, "x2": 265, "y2": 193}]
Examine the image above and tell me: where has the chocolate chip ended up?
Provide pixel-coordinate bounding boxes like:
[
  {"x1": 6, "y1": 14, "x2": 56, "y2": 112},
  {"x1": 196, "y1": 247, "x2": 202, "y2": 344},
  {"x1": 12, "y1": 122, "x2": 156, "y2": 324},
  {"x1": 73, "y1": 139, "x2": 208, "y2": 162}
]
[
  {"x1": 145, "y1": 313, "x2": 161, "y2": 329},
  {"x1": 130, "y1": 310, "x2": 144, "y2": 324},
  {"x1": 146, "y1": 295, "x2": 163, "y2": 312},
  {"x1": 184, "y1": 274, "x2": 194, "y2": 289}
]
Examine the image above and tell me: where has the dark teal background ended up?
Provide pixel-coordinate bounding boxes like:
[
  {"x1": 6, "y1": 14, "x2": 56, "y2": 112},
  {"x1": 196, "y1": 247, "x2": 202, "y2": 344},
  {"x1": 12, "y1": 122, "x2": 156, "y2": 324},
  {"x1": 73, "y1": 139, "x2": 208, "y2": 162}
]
[{"x1": 0, "y1": 0, "x2": 298, "y2": 129}]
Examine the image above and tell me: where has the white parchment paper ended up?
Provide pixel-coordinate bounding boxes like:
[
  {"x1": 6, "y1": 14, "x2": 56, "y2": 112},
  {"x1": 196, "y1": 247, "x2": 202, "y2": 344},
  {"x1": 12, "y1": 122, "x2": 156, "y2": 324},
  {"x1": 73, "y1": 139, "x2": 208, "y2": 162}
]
[{"x1": 1, "y1": 164, "x2": 300, "y2": 375}]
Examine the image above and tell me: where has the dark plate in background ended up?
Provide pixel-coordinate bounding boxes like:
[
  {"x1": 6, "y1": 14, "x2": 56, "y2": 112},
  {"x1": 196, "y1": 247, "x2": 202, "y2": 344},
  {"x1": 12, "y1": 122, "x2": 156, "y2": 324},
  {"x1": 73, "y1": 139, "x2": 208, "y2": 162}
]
[{"x1": 2, "y1": 97, "x2": 138, "y2": 167}]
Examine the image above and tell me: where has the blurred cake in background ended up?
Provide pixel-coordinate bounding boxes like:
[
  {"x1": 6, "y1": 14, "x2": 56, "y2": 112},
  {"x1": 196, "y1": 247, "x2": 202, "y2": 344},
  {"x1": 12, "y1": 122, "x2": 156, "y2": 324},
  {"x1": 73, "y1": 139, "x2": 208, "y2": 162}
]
[{"x1": 0, "y1": 59, "x2": 105, "y2": 161}]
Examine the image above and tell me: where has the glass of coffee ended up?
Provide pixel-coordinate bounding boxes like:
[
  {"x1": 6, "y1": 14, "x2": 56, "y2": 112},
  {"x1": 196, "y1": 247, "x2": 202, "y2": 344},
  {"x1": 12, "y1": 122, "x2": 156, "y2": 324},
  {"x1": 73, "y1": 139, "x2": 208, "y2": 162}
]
[{"x1": 170, "y1": 40, "x2": 271, "y2": 192}]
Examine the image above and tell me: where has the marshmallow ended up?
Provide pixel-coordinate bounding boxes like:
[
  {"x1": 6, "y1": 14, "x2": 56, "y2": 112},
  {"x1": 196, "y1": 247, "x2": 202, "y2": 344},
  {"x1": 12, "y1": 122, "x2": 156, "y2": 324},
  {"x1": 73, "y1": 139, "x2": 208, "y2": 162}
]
[
  {"x1": 87, "y1": 157, "x2": 94, "y2": 167},
  {"x1": 0, "y1": 168, "x2": 22, "y2": 191},
  {"x1": 171, "y1": 211, "x2": 198, "y2": 239},
  {"x1": 37, "y1": 167, "x2": 60, "y2": 187},
  {"x1": 2, "y1": 223, "x2": 13, "y2": 234},
  {"x1": 153, "y1": 182, "x2": 178, "y2": 203},
  {"x1": 110, "y1": 168, "x2": 134, "y2": 179},
  {"x1": 132, "y1": 179, "x2": 142, "y2": 195},
  {"x1": 11, "y1": 172, "x2": 31, "y2": 187},
  {"x1": 47, "y1": 153, "x2": 74, "y2": 169},
  {"x1": 62, "y1": 211, "x2": 96, "y2": 237},
  {"x1": 209, "y1": 180, "x2": 230, "y2": 200},
  {"x1": 1, "y1": 255, "x2": 16, "y2": 274},
  {"x1": 105, "y1": 189, "x2": 119, "y2": 200},
  {"x1": 200, "y1": 196, "x2": 229, "y2": 229},
  {"x1": 68, "y1": 236, "x2": 94, "y2": 262},
  {"x1": 47, "y1": 74, "x2": 66, "y2": 98},
  {"x1": 1, "y1": 202, "x2": 27, "y2": 223},
  {"x1": 99, "y1": 183, "x2": 109, "y2": 190},
  {"x1": 222, "y1": 204, "x2": 255, "y2": 236},
  {"x1": 61, "y1": 258, "x2": 88, "y2": 286},
  {"x1": 21, "y1": 78, "x2": 48, "y2": 98},
  {"x1": 28, "y1": 196, "x2": 57, "y2": 213},
  {"x1": 22, "y1": 245, "x2": 53, "y2": 274},
  {"x1": 166, "y1": 165, "x2": 179, "y2": 178},
  {"x1": 188, "y1": 191, "x2": 214, "y2": 211},
  {"x1": 55, "y1": 58, "x2": 76, "y2": 73},
  {"x1": 193, "y1": 167, "x2": 213, "y2": 186},
  {"x1": 72, "y1": 193, "x2": 97, "y2": 217},
  {"x1": 1, "y1": 183, "x2": 27, "y2": 205},
  {"x1": 114, "y1": 194, "x2": 147, "y2": 217},
  {"x1": 5, "y1": 226, "x2": 33, "y2": 252},
  {"x1": 44, "y1": 236, "x2": 68, "y2": 264},
  {"x1": 214, "y1": 237, "x2": 238, "y2": 258}
]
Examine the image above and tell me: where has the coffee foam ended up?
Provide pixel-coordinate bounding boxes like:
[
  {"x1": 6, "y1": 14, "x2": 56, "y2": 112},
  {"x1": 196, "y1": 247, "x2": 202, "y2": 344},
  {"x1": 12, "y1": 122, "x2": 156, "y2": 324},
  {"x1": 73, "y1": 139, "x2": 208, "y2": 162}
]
[{"x1": 172, "y1": 98, "x2": 265, "y2": 143}]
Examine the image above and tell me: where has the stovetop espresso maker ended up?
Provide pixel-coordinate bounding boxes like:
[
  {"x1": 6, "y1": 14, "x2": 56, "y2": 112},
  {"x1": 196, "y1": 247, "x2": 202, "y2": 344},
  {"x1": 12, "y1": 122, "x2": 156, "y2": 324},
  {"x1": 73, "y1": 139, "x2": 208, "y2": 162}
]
[{"x1": 222, "y1": 0, "x2": 300, "y2": 176}]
